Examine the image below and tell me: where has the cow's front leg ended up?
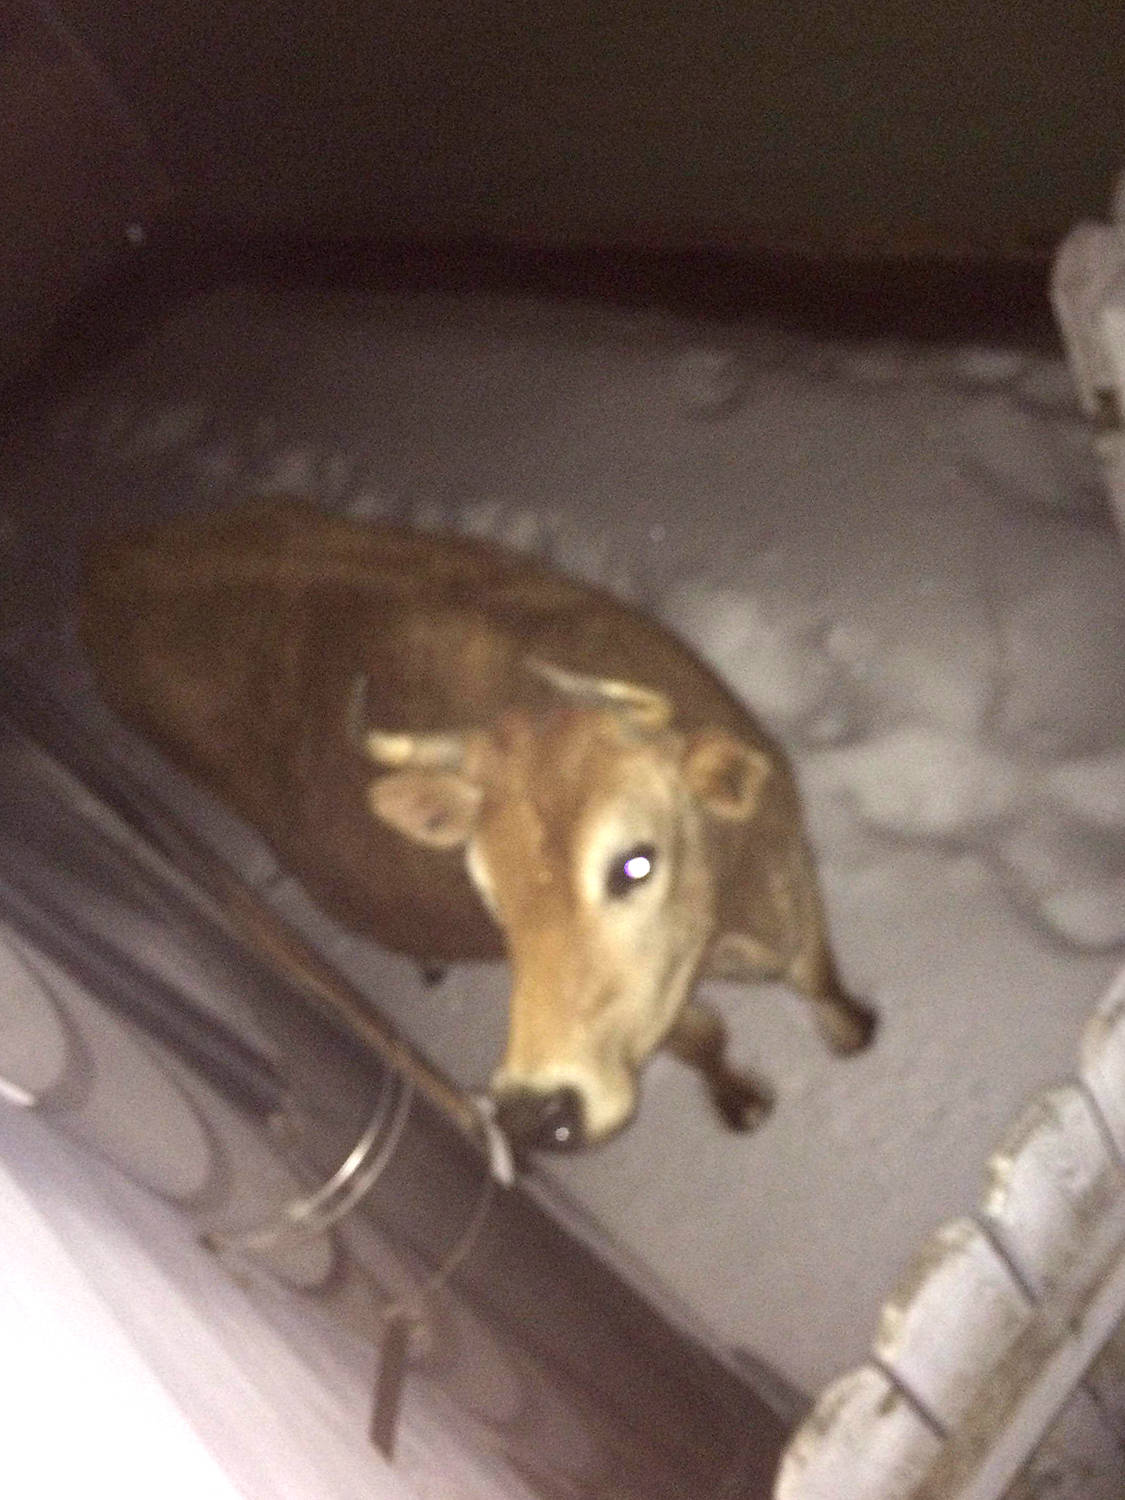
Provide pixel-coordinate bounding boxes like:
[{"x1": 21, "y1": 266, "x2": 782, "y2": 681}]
[{"x1": 664, "y1": 1001, "x2": 774, "y2": 1132}]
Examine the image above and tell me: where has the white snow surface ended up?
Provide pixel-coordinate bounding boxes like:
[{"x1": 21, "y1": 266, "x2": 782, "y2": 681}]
[{"x1": 4, "y1": 285, "x2": 1125, "y2": 1402}]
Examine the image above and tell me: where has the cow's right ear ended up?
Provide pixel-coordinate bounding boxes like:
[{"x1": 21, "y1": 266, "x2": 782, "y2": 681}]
[
  {"x1": 684, "y1": 730, "x2": 772, "y2": 821},
  {"x1": 367, "y1": 770, "x2": 483, "y2": 850}
]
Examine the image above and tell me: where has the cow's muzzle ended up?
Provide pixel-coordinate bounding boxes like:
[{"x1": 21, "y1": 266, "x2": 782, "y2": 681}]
[{"x1": 491, "y1": 1083, "x2": 587, "y2": 1152}]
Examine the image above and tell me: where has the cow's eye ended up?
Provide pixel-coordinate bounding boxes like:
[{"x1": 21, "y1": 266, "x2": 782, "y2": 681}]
[{"x1": 605, "y1": 843, "x2": 657, "y2": 899}]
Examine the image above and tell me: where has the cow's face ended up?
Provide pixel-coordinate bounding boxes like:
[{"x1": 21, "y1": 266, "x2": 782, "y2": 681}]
[{"x1": 361, "y1": 665, "x2": 771, "y2": 1150}]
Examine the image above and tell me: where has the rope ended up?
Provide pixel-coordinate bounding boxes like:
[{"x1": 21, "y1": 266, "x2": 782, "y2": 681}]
[{"x1": 207, "y1": 1073, "x2": 414, "y2": 1253}]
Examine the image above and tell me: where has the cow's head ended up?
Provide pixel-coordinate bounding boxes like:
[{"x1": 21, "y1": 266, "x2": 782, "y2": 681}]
[{"x1": 356, "y1": 662, "x2": 772, "y2": 1151}]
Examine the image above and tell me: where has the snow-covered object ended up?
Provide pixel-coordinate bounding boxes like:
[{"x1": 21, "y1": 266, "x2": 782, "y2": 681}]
[{"x1": 777, "y1": 965, "x2": 1125, "y2": 1500}]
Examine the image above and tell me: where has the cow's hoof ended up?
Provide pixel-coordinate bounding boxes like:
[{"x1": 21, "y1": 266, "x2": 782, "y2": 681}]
[
  {"x1": 713, "y1": 1076, "x2": 774, "y2": 1133},
  {"x1": 821, "y1": 995, "x2": 878, "y2": 1055}
]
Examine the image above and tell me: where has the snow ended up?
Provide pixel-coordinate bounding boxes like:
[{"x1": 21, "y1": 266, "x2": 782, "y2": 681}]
[
  {"x1": 956, "y1": 394, "x2": 1095, "y2": 511},
  {"x1": 1040, "y1": 878, "x2": 1125, "y2": 949},
  {"x1": 808, "y1": 727, "x2": 1025, "y2": 838},
  {"x1": 3, "y1": 284, "x2": 1124, "y2": 1417},
  {"x1": 1048, "y1": 751, "x2": 1125, "y2": 828},
  {"x1": 992, "y1": 524, "x2": 1125, "y2": 755},
  {"x1": 673, "y1": 345, "x2": 753, "y2": 417},
  {"x1": 662, "y1": 582, "x2": 844, "y2": 734}
]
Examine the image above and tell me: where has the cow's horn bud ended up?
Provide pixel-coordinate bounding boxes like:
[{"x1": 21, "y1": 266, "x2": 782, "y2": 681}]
[
  {"x1": 524, "y1": 657, "x2": 671, "y2": 729},
  {"x1": 364, "y1": 730, "x2": 466, "y2": 769},
  {"x1": 348, "y1": 674, "x2": 466, "y2": 768}
]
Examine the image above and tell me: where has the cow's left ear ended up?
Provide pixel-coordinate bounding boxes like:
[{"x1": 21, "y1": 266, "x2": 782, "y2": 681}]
[
  {"x1": 367, "y1": 770, "x2": 483, "y2": 849},
  {"x1": 684, "y1": 730, "x2": 771, "y2": 821}
]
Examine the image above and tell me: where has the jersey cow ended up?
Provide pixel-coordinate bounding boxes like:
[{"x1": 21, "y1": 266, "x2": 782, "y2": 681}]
[{"x1": 81, "y1": 500, "x2": 875, "y2": 1152}]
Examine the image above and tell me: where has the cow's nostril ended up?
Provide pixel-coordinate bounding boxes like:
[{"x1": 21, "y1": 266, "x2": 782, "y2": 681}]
[{"x1": 493, "y1": 1086, "x2": 586, "y2": 1152}]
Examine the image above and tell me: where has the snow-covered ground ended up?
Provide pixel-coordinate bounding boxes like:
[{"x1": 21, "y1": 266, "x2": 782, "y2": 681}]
[{"x1": 3, "y1": 285, "x2": 1124, "y2": 1406}]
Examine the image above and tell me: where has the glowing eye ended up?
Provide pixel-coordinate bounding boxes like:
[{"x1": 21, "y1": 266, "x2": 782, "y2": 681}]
[{"x1": 606, "y1": 843, "x2": 657, "y2": 899}]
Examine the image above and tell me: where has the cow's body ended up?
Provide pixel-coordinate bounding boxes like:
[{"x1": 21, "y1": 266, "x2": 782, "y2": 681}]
[{"x1": 81, "y1": 499, "x2": 874, "y2": 1148}]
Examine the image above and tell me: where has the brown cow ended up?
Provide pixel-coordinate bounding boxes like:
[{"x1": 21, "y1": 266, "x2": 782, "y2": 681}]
[{"x1": 80, "y1": 499, "x2": 875, "y2": 1151}]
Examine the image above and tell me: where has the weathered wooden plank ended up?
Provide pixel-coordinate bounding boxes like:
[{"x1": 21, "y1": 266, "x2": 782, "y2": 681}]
[
  {"x1": 910, "y1": 1243, "x2": 1125, "y2": 1500},
  {"x1": 981, "y1": 1084, "x2": 1125, "y2": 1301},
  {"x1": 1001, "y1": 1385, "x2": 1125, "y2": 1500},
  {"x1": 774, "y1": 1363, "x2": 941, "y2": 1500},
  {"x1": 874, "y1": 1218, "x2": 1032, "y2": 1432}
]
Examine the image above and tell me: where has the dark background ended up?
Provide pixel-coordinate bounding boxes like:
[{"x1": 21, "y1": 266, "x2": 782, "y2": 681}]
[
  {"x1": 4, "y1": 0, "x2": 1123, "y2": 385},
  {"x1": 46, "y1": 0, "x2": 1125, "y2": 254}
]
